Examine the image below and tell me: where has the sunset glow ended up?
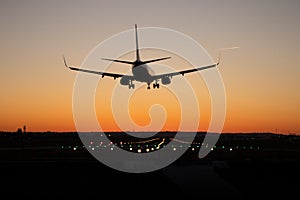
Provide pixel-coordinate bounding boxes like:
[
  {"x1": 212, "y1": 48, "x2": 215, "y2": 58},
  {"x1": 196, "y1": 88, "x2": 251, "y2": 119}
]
[{"x1": 0, "y1": 0, "x2": 299, "y2": 134}]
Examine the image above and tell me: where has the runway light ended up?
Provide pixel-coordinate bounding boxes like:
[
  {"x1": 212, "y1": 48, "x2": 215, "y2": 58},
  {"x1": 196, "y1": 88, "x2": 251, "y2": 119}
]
[
  {"x1": 173, "y1": 148, "x2": 176, "y2": 151},
  {"x1": 138, "y1": 149, "x2": 141, "y2": 153},
  {"x1": 230, "y1": 148, "x2": 233, "y2": 151},
  {"x1": 130, "y1": 147, "x2": 133, "y2": 151}
]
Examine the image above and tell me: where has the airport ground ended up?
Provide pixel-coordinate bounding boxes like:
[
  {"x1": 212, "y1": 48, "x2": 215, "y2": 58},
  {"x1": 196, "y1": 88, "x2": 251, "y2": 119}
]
[{"x1": 0, "y1": 131, "x2": 299, "y2": 199}]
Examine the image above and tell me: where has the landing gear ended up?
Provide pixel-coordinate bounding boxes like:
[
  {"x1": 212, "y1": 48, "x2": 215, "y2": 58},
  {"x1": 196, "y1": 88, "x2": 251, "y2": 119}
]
[
  {"x1": 128, "y1": 80, "x2": 135, "y2": 89},
  {"x1": 153, "y1": 83, "x2": 160, "y2": 89},
  {"x1": 153, "y1": 80, "x2": 160, "y2": 89},
  {"x1": 146, "y1": 81, "x2": 159, "y2": 90},
  {"x1": 128, "y1": 84, "x2": 135, "y2": 89}
]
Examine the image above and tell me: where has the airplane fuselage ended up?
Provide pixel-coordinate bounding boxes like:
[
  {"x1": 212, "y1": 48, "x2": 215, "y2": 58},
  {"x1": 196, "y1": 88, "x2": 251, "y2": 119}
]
[{"x1": 132, "y1": 64, "x2": 155, "y2": 83}]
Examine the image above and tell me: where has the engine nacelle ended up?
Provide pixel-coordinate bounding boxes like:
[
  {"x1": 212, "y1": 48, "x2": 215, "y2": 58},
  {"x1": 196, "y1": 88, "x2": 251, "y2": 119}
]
[
  {"x1": 120, "y1": 76, "x2": 130, "y2": 85},
  {"x1": 161, "y1": 76, "x2": 171, "y2": 85}
]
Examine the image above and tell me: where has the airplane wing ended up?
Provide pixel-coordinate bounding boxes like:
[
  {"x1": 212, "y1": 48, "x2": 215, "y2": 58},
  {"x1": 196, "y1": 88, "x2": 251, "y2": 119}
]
[
  {"x1": 63, "y1": 56, "x2": 133, "y2": 79},
  {"x1": 152, "y1": 62, "x2": 219, "y2": 79}
]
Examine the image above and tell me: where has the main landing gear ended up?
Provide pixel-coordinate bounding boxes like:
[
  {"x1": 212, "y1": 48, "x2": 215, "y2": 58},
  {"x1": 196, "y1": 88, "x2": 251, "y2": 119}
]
[
  {"x1": 147, "y1": 81, "x2": 160, "y2": 90},
  {"x1": 128, "y1": 80, "x2": 135, "y2": 89},
  {"x1": 153, "y1": 83, "x2": 160, "y2": 89}
]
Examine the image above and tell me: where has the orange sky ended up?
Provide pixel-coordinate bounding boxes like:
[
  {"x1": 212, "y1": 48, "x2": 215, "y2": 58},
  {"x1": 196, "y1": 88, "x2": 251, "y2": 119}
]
[{"x1": 0, "y1": 0, "x2": 299, "y2": 134}]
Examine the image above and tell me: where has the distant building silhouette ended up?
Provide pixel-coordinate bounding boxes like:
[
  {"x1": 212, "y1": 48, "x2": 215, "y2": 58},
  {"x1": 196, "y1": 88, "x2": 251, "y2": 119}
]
[
  {"x1": 16, "y1": 128, "x2": 22, "y2": 133},
  {"x1": 16, "y1": 125, "x2": 27, "y2": 133}
]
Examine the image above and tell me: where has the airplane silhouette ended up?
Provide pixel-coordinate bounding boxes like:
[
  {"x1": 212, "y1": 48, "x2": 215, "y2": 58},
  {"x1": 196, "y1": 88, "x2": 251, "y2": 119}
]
[{"x1": 63, "y1": 24, "x2": 220, "y2": 90}]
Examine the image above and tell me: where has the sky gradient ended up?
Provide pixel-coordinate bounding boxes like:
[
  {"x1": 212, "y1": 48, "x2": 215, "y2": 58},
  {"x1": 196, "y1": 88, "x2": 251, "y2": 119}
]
[{"x1": 0, "y1": 0, "x2": 299, "y2": 134}]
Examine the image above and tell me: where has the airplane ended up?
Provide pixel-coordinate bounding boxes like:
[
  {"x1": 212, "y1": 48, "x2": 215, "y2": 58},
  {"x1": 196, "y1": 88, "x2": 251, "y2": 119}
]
[{"x1": 63, "y1": 24, "x2": 220, "y2": 90}]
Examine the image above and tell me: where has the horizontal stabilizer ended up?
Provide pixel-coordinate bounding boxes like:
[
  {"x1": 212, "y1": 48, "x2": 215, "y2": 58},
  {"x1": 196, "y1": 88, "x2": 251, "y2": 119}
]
[
  {"x1": 102, "y1": 58, "x2": 134, "y2": 65},
  {"x1": 142, "y1": 56, "x2": 171, "y2": 65}
]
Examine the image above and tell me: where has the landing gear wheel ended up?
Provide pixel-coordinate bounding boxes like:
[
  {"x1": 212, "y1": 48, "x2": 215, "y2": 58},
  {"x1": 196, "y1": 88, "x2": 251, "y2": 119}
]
[
  {"x1": 153, "y1": 83, "x2": 160, "y2": 89},
  {"x1": 128, "y1": 84, "x2": 135, "y2": 89}
]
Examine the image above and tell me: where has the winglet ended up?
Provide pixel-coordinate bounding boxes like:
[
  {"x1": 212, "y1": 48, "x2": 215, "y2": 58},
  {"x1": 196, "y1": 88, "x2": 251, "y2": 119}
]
[
  {"x1": 63, "y1": 55, "x2": 70, "y2": 68},
  {"x1": 217, "y1": 51, "x2": 221, "y2": 66}
]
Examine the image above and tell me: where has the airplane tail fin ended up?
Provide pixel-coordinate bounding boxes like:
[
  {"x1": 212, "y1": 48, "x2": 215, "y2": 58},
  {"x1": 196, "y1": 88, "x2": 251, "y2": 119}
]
[
  {"x1": 135, "y1": 24, "x2": 171, "y2": 65},
  {"x1": 101, "y1": 24, "x2": 141, "y2": 65},
  {"x1": 102, "y1": 24, "x2": 171, "y2": 66},
  {"x1": 135, "y1": 24, "x2": 140, "y2": 61}
]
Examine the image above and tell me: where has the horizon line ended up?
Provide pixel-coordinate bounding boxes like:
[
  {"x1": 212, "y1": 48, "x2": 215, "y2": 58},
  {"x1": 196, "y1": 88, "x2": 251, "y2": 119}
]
[{"x1": 0, "y1": 130, "x2": 298, "y2": 136}]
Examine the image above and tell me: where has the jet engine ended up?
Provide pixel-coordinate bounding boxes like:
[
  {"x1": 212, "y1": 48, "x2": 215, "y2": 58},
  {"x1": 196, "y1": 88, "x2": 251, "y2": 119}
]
[
  {"x1": 120, "y1": 76, "x2": 130, "y2": 85},
  {"x1": 161, "y1": 76, "x2": 171, "y2": 85}
]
